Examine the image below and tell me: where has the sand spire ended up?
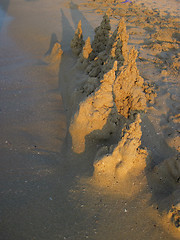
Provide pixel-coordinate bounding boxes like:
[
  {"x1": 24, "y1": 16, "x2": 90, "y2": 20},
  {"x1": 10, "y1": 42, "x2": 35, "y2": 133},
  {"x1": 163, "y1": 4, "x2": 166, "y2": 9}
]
[
  {"x1": 71, "y1": 20, "x2": 85, "y2": 56},
  {"x1": 91, "y1": 13, "x2": 111, "y2": 57},
  {"x1": 113, "y1": 48, "x2": 147, "y2": 118}
]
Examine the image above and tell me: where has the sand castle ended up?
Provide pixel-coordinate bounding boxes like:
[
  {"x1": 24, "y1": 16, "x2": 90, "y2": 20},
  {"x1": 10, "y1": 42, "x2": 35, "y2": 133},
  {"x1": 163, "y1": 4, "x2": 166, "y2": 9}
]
[{"x1": 70, "y1": 14, "x2": 153, "y2": 159}]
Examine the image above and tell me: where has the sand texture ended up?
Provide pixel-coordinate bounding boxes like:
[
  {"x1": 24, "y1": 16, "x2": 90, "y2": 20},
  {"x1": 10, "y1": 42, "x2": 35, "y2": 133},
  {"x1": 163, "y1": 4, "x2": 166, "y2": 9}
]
[{"x1": 0, "y1": 0, "x2": 180, "y2": 239}]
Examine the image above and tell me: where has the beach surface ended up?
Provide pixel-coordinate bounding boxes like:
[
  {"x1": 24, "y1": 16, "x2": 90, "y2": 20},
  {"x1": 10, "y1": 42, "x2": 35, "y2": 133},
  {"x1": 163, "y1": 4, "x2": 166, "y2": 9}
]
[{"x1": 0, "y1": 0, "x2": 179, "y2": 239}]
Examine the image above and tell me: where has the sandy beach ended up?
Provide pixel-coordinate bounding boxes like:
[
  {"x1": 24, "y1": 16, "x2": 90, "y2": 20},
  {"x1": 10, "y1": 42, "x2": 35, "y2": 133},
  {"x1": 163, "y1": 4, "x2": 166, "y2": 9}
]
[{"x1": 0, "y1": 0, "x2": 179, "y2": 239}]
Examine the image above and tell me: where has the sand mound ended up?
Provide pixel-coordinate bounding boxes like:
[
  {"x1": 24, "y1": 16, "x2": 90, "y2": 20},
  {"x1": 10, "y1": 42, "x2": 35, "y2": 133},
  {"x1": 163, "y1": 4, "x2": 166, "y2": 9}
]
[{"x1": 93, "y1": 114, "x2": 148, "y2": 184}]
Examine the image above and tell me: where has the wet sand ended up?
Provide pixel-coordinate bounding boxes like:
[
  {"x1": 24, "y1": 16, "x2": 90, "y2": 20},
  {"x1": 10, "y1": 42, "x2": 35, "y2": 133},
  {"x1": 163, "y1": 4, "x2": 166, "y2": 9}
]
[{"x1": 0, "y1": 0, "x2": 179, "y2": 239}]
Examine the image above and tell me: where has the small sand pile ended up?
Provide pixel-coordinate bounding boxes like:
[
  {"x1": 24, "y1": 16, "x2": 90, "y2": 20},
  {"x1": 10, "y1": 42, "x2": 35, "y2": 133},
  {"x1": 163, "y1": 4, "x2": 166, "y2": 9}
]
[
  {"x1": 44, "y1": 42, "x2": 63, "y2": 64},
  {"x1": 93, "y1": 114, "x2": 148, "y2": 184},
  {"x1": 71, "y1": 20, "x2": 84, "y2": 56},
  {"x1": 69, "y1": 62, "x2": 119, "y2": 154}
]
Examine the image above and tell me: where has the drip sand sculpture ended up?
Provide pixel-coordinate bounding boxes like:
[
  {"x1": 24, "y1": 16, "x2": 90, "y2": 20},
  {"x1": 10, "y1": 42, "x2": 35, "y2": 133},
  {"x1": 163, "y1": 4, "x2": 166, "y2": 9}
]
[
  {"x1": 78, "y1": 36, "x2": 93, "y2": 69},
  {"x1": 71, "y1": 20, "x2": 85, "y2": 56},
  {"x1": 69, "y1": 61, "x2": 119, "y2": 154},
  {"x1": 93, "y1": 114, "x2": 148, "y2": 184},
  {"x1": 113, "y1": 48, "x2": 147, "y2": 118},
  {"x1": 91, "y1": 13, "x2": 111, "y2": 57},
  {"x1": 70, "y1": 15, "x2": 155, "y2": 153},
  {"x1": 69, "y1": 14, "x2": 179, "y2": 230},
  {"x1": 85, "y1": 16, "x2": 129, "y2": 78}
]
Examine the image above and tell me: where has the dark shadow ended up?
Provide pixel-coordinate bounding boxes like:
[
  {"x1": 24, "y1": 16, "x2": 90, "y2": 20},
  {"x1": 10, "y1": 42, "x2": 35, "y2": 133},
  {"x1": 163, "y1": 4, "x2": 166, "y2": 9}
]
[
  {"x1": 44, "y1": 33, "x2": 58, "y2": 56},
  {"x1": 141, "y1": 114, "x2": 179, "y2": 217},
  {"x1": 69, "y1": 1, "x2": 94, "y2": 40},
  {"x1": 155, "y1": 46, "x2": 179, "y2": 76},
  {"x1": 0, "y1": 0, "x2": 10, "y2": 32},
  {"x1": 141, "y1": 114, "x2": 176, "y2": 169},
  {"x1": 60, "y1": 108, "x2": 125, "y2": 187},
  {"x1": 59, "y1": 9, "x2": 75, "y2": 51},
  {"x1": 159, "y1": 96, "x2": 180, "y2": 142}
]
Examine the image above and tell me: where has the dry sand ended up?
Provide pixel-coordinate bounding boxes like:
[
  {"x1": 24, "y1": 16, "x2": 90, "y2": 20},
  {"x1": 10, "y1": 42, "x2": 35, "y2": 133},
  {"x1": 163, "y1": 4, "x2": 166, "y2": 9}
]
[{"x1": 0, "y1": 0, "x2": 179, "y2": 239}]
